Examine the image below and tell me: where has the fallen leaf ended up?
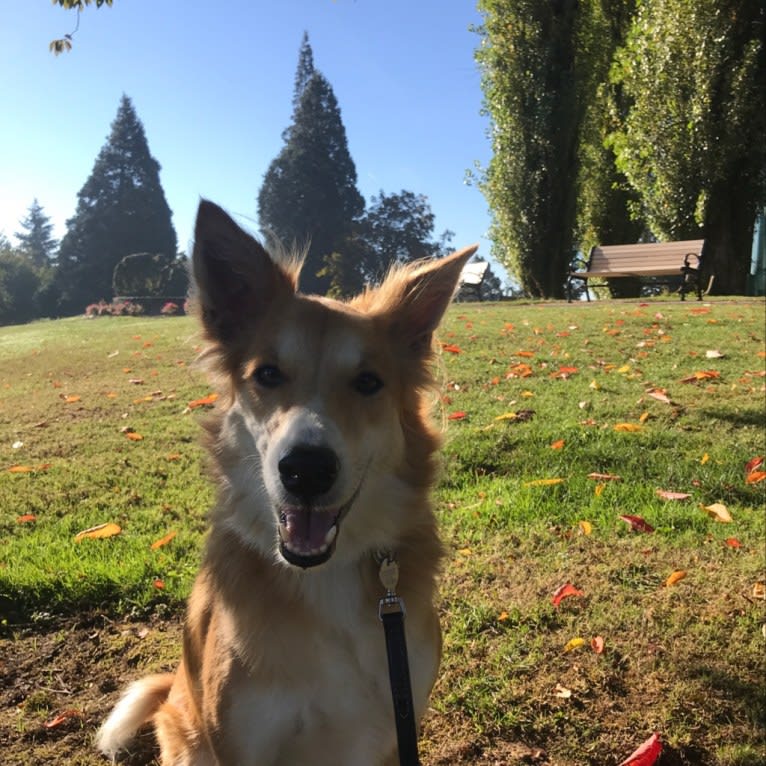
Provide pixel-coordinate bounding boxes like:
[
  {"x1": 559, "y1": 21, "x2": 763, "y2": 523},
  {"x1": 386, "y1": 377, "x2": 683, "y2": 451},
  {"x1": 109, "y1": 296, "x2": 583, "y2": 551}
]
[
  {"x1": 153, "y1": 578, "x2": 165, "y2": 590},
  {"x1": 151, "y1": 530, "x2": 177, "y2": 550},
  {"x1": 456, "y1": 547, "x2": 472, "y2": 557},
  {"x1": 639, "y1": 411, "x2": 650, "y2": 424},
  {"x1": 656, "y1": 490, "x2": 691, "y2": 501},
  {"x1": 125, "y1": 432, "x2": 144, "y2": 441},
  {"x1": 591, "y1": 635, "x2": 605, "y2": 654},
  {"x1": 16, "y1": 514, "x2": 37, "y2": 523},
  {"x1": 618, "y1": 732, "x2": 662, "y2": 766},
  {"x1": 550, "y1": 365, "x2": 579, "y2": 379},
  {"x1": 8, "y1": 464, "x2": 50, "y2": 474},
  {"x1": 550, "y1": 439, "x2": 565, "y2": 450},
  {"x1": 447, "y1": 411, "x2": 467, "y2": 421},
  {"x1": 705, "y1": 349, "x2": 725, "y2": 359},
  {"x1": 746, "y1": 471, "x2": 766, "y2": 485},
  {"x1": 441, "y1": 343, "x2": 462, "y2": 354},
  {"x1": 187, "y1": 391, "x2": 219, "y2": 410},
  {"x1": 61, "y1": 394, "x2": 81, "y2": 403},
  {"x1": 43, "y1": 709, "x2": 82, "y2": 729},
  {"x1": 594, "y1": 483, "x2": 606, "y2": 497},
  {"x1": 647, "y1": 388, "x2": 672, "y2": 404},
  {"x1": 700, "y1": 453, "x2": 710, "y2": 465},
  {"x1": 614, "y1": 423, "x2": 643, "y2": 432},
  {"x1": 703, "y1": 503, "x2": 733, "y2": 523},
  {"x1": 665, "y1": 570, "x2": 687, "y2": 587},
  {"x1": 588, "y1": 472, "x2": 621, "y2": 482},
  {"x1": 506, "y1": 363, "x2": 534, "y2": 378},
  {"x1": 745, "y1": 456, "x2": 764, "y2": 475},
  {"x1": 554, "y1": 683, "x2": 572, "y2": 698},
  {"x1": 578, "y1": 520, "x2": 593, "y2": 536},
  {"x1": 752, "y1": 582, "x2": 766, "y2": 600},
  {"x1": 525, "y1": 478, "x2": 565, "y2": 488},
  {"x1": 75, "y1": 522, "x2": 121, "y2": 541},
  {"x1": 563, "y1": 637, "x2": 586, "y2": 653},
  {"x1": 620, "y1": 515, "x2": 655, "y2": 533},
  {"x1": 498, "y1": 610, "x2": 510, "y2": 622},
  {"x1": 552, "y1": 582, "x2": 584, "y2": 607},
  {"x1": 680, "y1": 370, "x2": 720, "y2": 383},
  {"x1": 725, "y1": 538, "x2": 742, "y2": 549}
]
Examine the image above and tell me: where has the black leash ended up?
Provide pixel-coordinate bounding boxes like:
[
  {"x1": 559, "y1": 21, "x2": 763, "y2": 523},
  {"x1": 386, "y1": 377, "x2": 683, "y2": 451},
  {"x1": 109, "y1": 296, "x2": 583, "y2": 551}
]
[{"x1": 378, "y1": 554, "x2": 420, "y2": 766}]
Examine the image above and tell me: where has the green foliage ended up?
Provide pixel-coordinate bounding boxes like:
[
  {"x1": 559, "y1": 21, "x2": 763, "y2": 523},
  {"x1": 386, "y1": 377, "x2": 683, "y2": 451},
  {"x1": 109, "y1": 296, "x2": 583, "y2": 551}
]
[
  {"x1": 55, "y1": 95, "x2": 177, "y2": 315},
  {"x1": 474, "y1": 0, "x2": 586, "y2": 299},
  {"x1": 609, "y1": 0, "x2": 766, "y2": 294},
  {"x1": 14, "y1": 199, "x2": 58, "y2": 268},
  {"x1": 112, "y1": 252, "x2": 189, "y2": 298},
  {"x1": 258, "y1": 36, "x2": 364, "y2": 294}
]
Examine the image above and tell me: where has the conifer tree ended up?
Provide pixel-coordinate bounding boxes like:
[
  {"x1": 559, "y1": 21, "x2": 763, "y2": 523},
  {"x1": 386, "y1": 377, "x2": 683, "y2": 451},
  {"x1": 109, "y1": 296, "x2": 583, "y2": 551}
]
[
  {"x1": 55, "y1": 94, "x2": 177, "y2": 314},
  {"x1": 258, "y1": 35, "x2": 364, "y2": 294},
  {"x1": 15, "y1": 199, "x2": 58, "y2": 268}
]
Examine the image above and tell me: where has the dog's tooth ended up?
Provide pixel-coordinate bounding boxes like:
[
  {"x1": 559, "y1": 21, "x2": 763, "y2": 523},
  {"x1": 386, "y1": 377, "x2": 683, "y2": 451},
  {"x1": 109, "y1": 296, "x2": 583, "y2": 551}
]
[{"x1": 323, "y1": 525, "x2": 337, "y2": 546}]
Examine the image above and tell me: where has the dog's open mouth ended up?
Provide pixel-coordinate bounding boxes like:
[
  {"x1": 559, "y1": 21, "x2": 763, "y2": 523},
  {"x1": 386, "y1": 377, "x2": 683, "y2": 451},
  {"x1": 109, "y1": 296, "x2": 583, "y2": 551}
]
[{"x1": 278, "y1": 508, "x2": 340, "y2": 569}]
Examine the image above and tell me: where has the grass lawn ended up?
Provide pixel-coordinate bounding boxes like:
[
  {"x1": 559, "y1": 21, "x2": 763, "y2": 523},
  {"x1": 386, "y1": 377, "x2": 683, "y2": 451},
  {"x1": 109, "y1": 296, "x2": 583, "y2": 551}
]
[{"x1": 0, "y1": 298, "x2": 764, "y2": 765}]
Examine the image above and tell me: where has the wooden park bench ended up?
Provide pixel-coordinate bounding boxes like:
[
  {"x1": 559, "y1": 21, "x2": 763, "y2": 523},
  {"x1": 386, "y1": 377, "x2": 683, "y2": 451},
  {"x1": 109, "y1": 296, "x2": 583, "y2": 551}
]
[
  {"x1": 457, "y1": 260, "x2": 490, "y2": 301},
  {"x1": 567, "y1": 239, "x2": 708, "y2": 301}
]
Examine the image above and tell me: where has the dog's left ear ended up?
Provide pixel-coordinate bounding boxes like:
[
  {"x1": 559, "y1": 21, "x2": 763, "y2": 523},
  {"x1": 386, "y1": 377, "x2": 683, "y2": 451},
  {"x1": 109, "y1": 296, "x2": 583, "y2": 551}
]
[
  {"x1": 386, "y1": 244, "x2": 478, "y2": 354},
  {"x1": 192, "y1": 200, "x2": 297, "y2": 343}
]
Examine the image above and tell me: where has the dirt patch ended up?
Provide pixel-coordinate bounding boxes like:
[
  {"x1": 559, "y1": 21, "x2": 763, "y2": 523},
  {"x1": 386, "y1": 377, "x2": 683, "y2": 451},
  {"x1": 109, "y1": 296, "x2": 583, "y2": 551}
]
[{"x1": 1, "y1": 614, "x2": 532, "y2": 766}]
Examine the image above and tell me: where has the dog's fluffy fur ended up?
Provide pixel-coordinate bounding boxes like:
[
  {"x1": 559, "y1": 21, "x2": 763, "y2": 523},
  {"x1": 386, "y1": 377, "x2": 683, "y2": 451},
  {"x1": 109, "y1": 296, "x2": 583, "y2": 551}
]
[{"x1": 97, "y1": 200, "x2": 477, "y2": 765}]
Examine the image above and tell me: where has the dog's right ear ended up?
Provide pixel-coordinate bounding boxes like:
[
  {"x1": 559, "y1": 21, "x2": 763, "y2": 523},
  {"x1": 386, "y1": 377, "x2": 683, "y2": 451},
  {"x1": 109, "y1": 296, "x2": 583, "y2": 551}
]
[{"x1": 192, "y1": 200, "x2": 297, "y2": 343}]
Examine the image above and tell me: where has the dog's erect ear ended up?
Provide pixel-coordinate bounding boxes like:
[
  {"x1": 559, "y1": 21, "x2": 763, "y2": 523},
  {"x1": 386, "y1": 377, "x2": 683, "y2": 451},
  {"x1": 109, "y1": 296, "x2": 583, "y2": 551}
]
[
  {"x1": 192, "y1": 200, "x2": 297, "y2": 342},
  {"x1": 384, "y1": 244, "x2": 479, "y2": 354}
]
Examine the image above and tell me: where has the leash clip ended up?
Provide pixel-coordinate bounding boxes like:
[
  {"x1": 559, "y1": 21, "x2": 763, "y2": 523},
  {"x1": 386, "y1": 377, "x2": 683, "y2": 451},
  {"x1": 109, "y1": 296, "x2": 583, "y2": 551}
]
[{"x1": 377, "y1": 553, "x2": 406, "y2": 621}]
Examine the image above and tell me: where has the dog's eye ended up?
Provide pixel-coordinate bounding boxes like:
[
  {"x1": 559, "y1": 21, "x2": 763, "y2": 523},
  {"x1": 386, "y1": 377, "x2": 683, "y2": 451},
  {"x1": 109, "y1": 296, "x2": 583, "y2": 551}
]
[
  {"x1": 353, "y1": 371, "x2": 383, "y2": 396},
  {"x1": 253, "y1": 364, "x2": 285, "y2": 388}
]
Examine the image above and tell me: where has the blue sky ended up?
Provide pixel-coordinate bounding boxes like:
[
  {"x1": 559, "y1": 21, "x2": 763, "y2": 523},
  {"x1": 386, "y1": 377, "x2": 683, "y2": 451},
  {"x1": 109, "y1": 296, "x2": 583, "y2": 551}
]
[{"x1": 1, "y1": 1, "x2": 502, "y2": 280}]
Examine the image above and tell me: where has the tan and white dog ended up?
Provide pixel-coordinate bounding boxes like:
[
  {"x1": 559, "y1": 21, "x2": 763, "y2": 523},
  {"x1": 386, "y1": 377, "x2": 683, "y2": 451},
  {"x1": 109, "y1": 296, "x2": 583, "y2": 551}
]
[{"x1": 97, "y1": 200, "x2": 477, "y2": 765}]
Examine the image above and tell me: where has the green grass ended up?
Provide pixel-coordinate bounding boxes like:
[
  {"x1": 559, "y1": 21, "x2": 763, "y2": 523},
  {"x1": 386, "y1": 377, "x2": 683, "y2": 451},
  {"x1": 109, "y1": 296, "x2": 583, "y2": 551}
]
[{"x1": 0, "y1": 299, "x2": 764, "y2": 764}]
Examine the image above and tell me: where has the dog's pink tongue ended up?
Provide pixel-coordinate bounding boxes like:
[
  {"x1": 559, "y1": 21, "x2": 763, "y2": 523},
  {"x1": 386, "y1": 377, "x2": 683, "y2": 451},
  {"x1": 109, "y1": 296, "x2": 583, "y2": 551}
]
[{"x1": 280, "y1": 508, "x2": 337, "y2": 554}]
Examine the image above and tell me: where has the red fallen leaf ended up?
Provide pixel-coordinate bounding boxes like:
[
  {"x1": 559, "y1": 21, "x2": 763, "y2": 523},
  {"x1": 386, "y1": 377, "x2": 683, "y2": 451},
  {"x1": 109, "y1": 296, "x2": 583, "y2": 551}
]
[
  {"x1": 441, "y1": 343, "x2": 463, "y2": 354},
  {"x1": 745, "y1": 456, "x2": 764, "y2": 474},
  {"x1": 620, "y1": 515, "x2": 655, "y2": 533},
  {"x1": 153, "y1": 578, "x2": 165, "y2": 590},
  {"x1": 656, "y1": 490, "x2": 691, "y2": 501},
  {"x1": 17, "y1": 514, "x2": 37, "y2": 523},
  {"x1": 447, "y1": 411, "x2": 467, "y2": 421},
  {"x1": 551, "y1": 582, "x2": 584, "y2": 607},
  {"x1": 591, "y1": 635, "x2": 605, "y2": 654},
  {"x1": 188, "y1": 392, "x2": 219, "y2": 409},
  {"x1": 725, "y1": 537, "x2": 742, "y2": 549},
  {"x1": 618, "y1": 731, "x2": 662, "y2": 766},
  {"x1": 43, "y1": 709, "x2": 82, "y2": 729}
]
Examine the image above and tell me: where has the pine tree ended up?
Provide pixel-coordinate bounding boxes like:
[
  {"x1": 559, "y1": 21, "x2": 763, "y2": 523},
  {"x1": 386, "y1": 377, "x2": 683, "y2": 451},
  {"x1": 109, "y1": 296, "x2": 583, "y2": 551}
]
[
  {"x1": 55, "y1": 94, "x2": 177, "y2": 314},
  {"x1": 258, "y1": 36, "x2": 364, "y2": 294},
  {"x1": 15, "y1": 199, "x2": 58, "y2": 268}
]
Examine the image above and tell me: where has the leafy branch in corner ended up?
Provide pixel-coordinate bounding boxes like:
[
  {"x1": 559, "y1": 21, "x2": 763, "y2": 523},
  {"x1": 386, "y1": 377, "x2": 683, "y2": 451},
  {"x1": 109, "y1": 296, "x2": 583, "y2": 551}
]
[{"x1": 50, "y1": 0, "x2": 113, "y2": 55}]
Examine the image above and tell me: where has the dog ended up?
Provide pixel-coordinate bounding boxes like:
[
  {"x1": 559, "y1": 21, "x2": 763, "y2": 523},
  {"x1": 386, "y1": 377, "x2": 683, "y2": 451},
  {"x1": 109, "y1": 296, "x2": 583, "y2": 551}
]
[{"x1": 97, "y1": 200, "x2": 477, "y2": 765}]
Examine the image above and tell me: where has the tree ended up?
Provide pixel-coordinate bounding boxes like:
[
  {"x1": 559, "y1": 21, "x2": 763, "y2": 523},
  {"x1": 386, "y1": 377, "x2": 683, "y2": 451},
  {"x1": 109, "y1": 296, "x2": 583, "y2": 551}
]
[
  {"x1": 257, "y1": 36, "x2": 364, "y2": 294},
  {"x1": 15, "y1": 199, "x2": 58, "y2": 268},
  {"x1": 610, "y1": 0, "x2": 766, "y2": 295},
  {"x1": 55, "y1": 95, "x2": 177, "y2": 314},
  {"x1": 0, "y1": 237, "x2": 45, "y2": 325},
  {"x1": 475, "y1": 0, "x2": 587, "y2": 299},
  {"x1": 50, "y1": 0, "x2": 113, "y2": 54},
  {"x1": 320, "y1": 191, "x2": 453, "y2": 298}
]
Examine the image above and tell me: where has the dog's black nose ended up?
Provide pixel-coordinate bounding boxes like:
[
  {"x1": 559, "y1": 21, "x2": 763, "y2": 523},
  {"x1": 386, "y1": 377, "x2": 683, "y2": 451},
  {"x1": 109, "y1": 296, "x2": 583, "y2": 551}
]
[{"x1": 278, "y1": 446, "x2": 339, "y2": 501}]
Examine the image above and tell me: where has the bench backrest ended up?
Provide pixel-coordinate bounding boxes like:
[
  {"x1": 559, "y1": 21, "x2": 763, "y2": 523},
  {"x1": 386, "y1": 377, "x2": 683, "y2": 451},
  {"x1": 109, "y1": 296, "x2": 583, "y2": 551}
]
[{"x1": 587, "y1": 240, "x2": 704, "y2": 277}]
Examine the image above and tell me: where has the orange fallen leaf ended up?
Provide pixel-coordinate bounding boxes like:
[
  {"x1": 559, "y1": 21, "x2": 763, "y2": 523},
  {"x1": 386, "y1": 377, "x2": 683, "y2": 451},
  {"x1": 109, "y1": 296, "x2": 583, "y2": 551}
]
[
  {"x1": 75, "y1": 522, "x2": 121, "y2": 541},
  {"x1": 680, "y1": 370, "x2": 720, "y2": 383},
  {"x1": 703, "y1": 503, "x2": 733, "y2": 523},
  {"x1": 665, "y1": 570, "x2": 687, "y2": 587},
  {"x1": 447, "y1": 411, "x2": 467, "y2": 420},
  {"x1": 506, "y1": 363, "x2": 534, "y2": 378},
  {"x1": 188, "y1": 392, "x2": 219, "y2": 409},
  {"x1": 618, "y1": 732, "x2": 662, "y2": 766},
  {"x1": 151, "y1": 530, "x2": 177, "y2": 550},
  {"x1": 746, "y1": 471, "x2": 766, "y2": 485},
  {"x1": 753, "y1": 582, "x2": 766, "y2": 600},
  {"x1": 498, "y1": 610, "x2": 510, "y2": 622},
  {"x1": 620, "y1": 515, "x2": 655, "y2": 533},
  {"x1": 551, "y1": 582, "x2": 584, "y2": 607},
  {"x1": 550, "y1": 365, "x2": 579, "y2": 379},
  {"x1": 591, "y1": 635, "x2": 605, "y2": 654},
  {"x1": 153, "y1": 578, "x2": 166, "y2": 590},
  {"x1": 563, "y1": 637, "x2": 586, "y2": 653},
  {"x1": 17, "y1": 514, "x2": 37, "y2": 523},
  {"x1": 441, "y1": 343, "x2": 462, "y2": 354},
  {"x1": 8, "y1": 463, "x2": 50, "y2": 474},
  {"x1": 578, "y1": 520, "x2": 593, "y2": 536},
  {"x1": 614, "y1": 423, "x2": 643, "y2": 432},
  {"x1": 125, "y1": 432, "x2": 144, "y2": 441},
  {"x1": 166, "y1": 453, "x2": 182, "y2": 461},
  {"x1": 656, "y1": 490, "x2": 691, "y2": 501},
  {"x1": 550, "y1": 439, "x2": 565, "y2": 450},
  {"x1": 725, "y1": 537, "x2": 742, "y2": 549},
  {"x1": 43, "y1": 709, "x2": 82, "y2": 729},
  {"x1": 61, "y1": 394, "x2": 81, "y2": 403},
  {"x1": 525, "y1": 478, "x2": 565, "y2": 487}
]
